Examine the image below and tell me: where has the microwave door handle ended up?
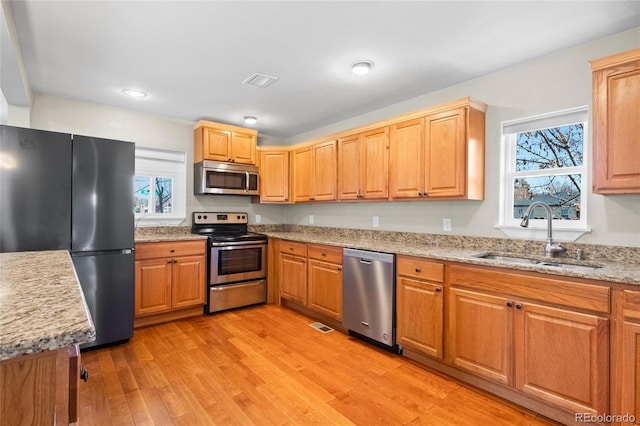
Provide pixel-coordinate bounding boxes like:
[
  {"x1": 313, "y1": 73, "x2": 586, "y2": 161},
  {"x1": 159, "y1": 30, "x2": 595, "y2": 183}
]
[{"x1": 245, "y1": 171, "x2": 250, "y2": 192}]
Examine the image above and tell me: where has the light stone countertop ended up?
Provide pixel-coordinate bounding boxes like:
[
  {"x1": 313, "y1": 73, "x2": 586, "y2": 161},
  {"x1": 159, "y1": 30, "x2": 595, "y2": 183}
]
[
  {"x1": 0, "y1": 251, "x2": 96, "y2": 361},
  {"x1": 134, "y1": 226, "x2": 208, "y2": 243},
  {"x1": 264, "y1": 231, "x2": 640, "y2": 286}
]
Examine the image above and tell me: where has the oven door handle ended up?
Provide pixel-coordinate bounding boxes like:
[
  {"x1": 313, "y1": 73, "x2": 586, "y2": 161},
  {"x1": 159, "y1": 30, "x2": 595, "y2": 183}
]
[{"x1": 211, "y1": 243, "x2": 267, "y2": 250}]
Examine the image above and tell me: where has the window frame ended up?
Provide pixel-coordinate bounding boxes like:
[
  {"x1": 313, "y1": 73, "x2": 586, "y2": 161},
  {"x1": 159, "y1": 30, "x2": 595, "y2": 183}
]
[
  {"x1": 498, "y1": 106, "x2": 590, "y2": 241},
  {"x1": 134, "y1": 147, "x2": 186, "y2": 226}
]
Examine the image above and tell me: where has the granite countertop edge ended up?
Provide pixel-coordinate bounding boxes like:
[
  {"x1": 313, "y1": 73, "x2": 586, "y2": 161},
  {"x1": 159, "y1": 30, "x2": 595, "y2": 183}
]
[
  {"x1": 0, "y1": 251, "x2": 96, "y2": 361},
  {"x1": 264, "y1": 231, "x2": 640, "y2": 286}
]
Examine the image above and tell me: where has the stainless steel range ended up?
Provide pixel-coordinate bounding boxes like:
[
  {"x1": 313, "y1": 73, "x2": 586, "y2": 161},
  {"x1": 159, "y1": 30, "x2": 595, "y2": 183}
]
[{"x1": 191, "y1": 212, "x2": 268, "y2": 313}]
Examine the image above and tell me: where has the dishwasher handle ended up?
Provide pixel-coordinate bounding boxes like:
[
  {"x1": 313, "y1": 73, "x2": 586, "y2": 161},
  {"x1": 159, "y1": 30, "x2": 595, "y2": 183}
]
[{"x1": 359, "y1": 259, "x2": 373, "y2": 265}]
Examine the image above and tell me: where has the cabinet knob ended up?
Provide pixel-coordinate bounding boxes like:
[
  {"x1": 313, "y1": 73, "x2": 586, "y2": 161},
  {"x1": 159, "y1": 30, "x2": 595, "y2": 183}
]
[
  {"x1": 170, "y1": 249, "x2": 175, "y2": 253},
  {"x1": 301, "y1": 259, "x2": 306, "y2": 263},
  {"x1": 506, "y1": 301, "x2": 513, "y2": 307},
  {"x1": 309, "y1": 197, "x2": 315, "y2": 201},
  {"x1": 337, "y1": 266, "x2": 342, "y2": 271},
  {"x1": 515, "y1": 303, "x2": 522, "y2": 310},
  {"x1": 435, "y1": 287, "x2": 442, "y2": 293},
  {"x1": 167, "y1": 259, "x2": 172, "y2": 264},
  {"x1": 415, "y1": 267, "x2": 421, "y2": 273},
  {"x1": 290, "y1": 247, "x2": 294, "y2": 251},
  {"x1": 321, "y1": 252, "x2": 326, "y2": 256}
]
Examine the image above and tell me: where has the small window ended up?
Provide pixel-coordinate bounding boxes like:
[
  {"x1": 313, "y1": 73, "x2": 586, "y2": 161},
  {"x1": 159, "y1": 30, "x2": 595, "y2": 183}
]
[
  {"x1": 499, "y1": 107, "x2": 589, "y2": 240},
  {"x1": 134, "y1": 148, "x2": 185, "y2": 226}
]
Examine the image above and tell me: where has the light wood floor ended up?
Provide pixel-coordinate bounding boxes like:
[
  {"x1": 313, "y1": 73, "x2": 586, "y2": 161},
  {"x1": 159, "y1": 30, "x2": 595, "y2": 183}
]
[{"x1": 79, "y1": 304, "x2": 558, "y2": 425}]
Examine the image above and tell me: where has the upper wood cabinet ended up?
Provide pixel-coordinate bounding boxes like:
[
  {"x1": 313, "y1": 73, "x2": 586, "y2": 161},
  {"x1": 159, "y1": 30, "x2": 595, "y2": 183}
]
[
  {"x1": 338, "y1": 127, "x2": 389, "y2": 200},
  {"x1": 389, "y1": 100, "x2": 485, "y2": 200},
  {"x1": 292, "y1": 140, "x2": 337, "y2": 202},
  {"x1": 194, "y1": 120, "x2": 257, "y2": 164},
  {"x1": 590, "y1": 48, "x2": 640, "y2": 194},
  {"x1": 259, "y1": 149, "x2": 290, "y2": 203}
]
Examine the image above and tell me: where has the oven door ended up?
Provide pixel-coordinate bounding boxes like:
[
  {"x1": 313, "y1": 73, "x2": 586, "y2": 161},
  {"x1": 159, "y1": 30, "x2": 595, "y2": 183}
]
[{"x1": 210, "y1": 243, "x2": 266, "y2": 285}]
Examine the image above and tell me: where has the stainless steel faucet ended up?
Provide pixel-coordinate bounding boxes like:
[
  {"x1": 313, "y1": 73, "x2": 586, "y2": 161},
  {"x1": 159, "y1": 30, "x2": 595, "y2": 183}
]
[{"x1": 520, "y1": 201, "x2": 566, "y2": 258}]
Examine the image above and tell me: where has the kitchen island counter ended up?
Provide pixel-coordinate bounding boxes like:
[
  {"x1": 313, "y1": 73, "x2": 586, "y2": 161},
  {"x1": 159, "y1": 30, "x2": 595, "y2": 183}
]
[{"x1": 0, "y1": 250, "x2": 95, "y2": 361}]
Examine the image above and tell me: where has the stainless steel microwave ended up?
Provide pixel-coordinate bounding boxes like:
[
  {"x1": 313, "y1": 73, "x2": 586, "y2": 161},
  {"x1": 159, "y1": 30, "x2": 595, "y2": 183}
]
[{"x1": 194, "y1": 161, "x2": 259, "y2": 195}]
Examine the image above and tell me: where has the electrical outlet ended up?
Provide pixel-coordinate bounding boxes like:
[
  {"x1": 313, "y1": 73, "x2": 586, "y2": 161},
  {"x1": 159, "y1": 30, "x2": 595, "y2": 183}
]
[
  {"x1": 373, "y1": 216, "x2": 379, "y2": 228},
  {"x1": 443, "y1": 218, "x2": 452, "y2": 232},
  {"x1": 255, "y1": 214, "x2": 262, "y2": 224},
  {"x1": 309, "y1": 215, "x2": 315, "y2": 225}
]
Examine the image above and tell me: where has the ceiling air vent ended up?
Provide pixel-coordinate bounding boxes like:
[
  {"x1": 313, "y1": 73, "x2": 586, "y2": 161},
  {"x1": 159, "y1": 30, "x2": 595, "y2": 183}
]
[{"x1": 242, "y1": 73, "x2": 279, "y2": 88}]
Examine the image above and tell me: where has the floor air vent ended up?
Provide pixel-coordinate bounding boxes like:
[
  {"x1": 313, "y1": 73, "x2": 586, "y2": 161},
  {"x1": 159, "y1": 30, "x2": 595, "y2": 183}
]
[{"x1": 308, "y1": 322, "x2": 334, "y2": 333}]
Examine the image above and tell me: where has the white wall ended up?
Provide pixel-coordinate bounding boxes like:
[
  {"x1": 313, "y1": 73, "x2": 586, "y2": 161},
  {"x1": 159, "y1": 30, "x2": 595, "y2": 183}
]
[
  {"x1": 23, "y1": 28, "x2": 640, "y2": 247},
  {"x1": 282, "y1": 28, "x2": 640, "y2": 247},
  {"x1": 29, "y1": 94, "x2": 285, "y2": 226}
]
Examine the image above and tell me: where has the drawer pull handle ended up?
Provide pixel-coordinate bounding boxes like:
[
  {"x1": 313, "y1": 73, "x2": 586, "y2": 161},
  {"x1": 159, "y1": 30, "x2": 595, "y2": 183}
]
[
  {"x1": 170, "y1": 249, "x2": 175, "y2": 253},
  {"x1": 321, "y1": 252, "x2": 326, "y2": 256},
  {"x1": 506, "y1": 301, "x2": 513, "y2": 307},
  {"x1": 516, "y1": 303, "x2": 522, "y2": 310},
  {"x1": 435, "y1": 287, "x2": 442, "y2": 293},
  {"x1": 415, "y1": 268, "x2": 421, "y2": 273}
]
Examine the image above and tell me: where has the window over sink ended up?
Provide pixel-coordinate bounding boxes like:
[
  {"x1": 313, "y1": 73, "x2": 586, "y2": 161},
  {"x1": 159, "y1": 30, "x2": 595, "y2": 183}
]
[
  {"x1": 134, "y1": 147, "x2": 185, "y2": 226},
  {"x1": 498, "y1": 106, "x2": 589, "y2": 241}
]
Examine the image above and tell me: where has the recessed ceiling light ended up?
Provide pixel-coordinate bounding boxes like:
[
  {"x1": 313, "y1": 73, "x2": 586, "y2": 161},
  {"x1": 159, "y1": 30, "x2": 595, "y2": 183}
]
[
  {"x1": 244, "y1": 116, "x2": 258, "y2": 125},
  {"x1": 122, "y1": 89, "x2": 147, "y2": 98},
  {"x1": 351, "y1": 60, "x2": 374, "y2": 76}
]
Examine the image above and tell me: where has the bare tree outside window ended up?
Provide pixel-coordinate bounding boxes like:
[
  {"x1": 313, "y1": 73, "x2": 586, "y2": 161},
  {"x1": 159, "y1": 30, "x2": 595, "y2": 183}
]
[
  {"x1": 155, "y1": 177, "x2": 173, "y2": 214},
  {"x1": 512, "y1": 124, "x2": 584, "y2": 221}
]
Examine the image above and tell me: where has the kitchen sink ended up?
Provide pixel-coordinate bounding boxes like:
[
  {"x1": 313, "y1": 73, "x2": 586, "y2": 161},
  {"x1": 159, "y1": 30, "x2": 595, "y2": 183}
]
[{"x1": 471, "y1": 252, "x2": 603, "y2": 270}]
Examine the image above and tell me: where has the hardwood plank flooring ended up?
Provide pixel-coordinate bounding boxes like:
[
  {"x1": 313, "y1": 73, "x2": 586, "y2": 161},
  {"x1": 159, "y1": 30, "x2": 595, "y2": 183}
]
[{"x1": 79, "y1": 305, "x2": 558, "y2": 425}]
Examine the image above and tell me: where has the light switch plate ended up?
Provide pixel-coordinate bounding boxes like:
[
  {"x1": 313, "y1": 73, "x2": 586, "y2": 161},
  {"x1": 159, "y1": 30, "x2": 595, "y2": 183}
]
[
  {"x1": 309, "y1": 215, "x2": 315, "y2": 225},
  {"x1": 373, "y1": 216, "x2": 379, "y2": 228},
  {"x1": 443, "y1": 218, "x2": 452, "y2": 232},
  {"x1": 255, "y1": 214, "x2": 262, "y2": 224}
]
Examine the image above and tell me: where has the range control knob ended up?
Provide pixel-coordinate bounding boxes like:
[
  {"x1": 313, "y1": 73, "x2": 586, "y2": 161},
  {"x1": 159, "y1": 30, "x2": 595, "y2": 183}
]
[
  {"x1": 197, "y1": 215, "x2": 202, "y2": 219},
  {"x1": 203, "y1": 215, "x2": 208, "y2": 219}
]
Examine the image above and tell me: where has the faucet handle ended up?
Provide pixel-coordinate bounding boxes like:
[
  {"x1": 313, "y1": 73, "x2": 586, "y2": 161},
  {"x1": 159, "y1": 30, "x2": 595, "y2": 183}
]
[{"x1": 549, "y1": 243, "x2": 566, "y2": 257}]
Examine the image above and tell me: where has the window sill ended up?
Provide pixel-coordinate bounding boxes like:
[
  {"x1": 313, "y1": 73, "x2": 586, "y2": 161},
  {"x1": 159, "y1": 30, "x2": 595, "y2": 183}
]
[
  {"x1": 496, "y1": 225, "x2": 591, "y2": 242},
  {"x1": 135, "y1": 216, "x2": 186, "y2": 227}
]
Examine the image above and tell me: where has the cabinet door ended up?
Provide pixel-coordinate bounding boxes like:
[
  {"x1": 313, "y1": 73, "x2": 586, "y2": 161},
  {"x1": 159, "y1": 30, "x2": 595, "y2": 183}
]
[
  {"x1": 338, "y1": 134, "x2": 361, "y2": 200},
  {"x1": 447, "y1": 287, "x2": 513, "y2": 385},
  {"x1": 389, "y1": 118, "x2": 424, "y2": 199},
  {"x1": 396, "y1": 277, "x2": 443, "y2": 359},
  {"x1": 361, "y1": 127, "x2": 389, "y2": 199},
  {"x1": 424, "y1": 107, "x2": 466, "y2": 198},
  {"x1": 230, "y1": 131, "x2": 256, "y2": 164},
  {"x1": 202, "y1": 128, "x2": 231, "y2": 161},
  {"x1": 279, "y1": 253, "x2": 307, "y2": 304},
  {"x1": 313, "y1": 140, "x2": 337, "y2": 201},
  {"x1": 307, "y1": 259, "x2": 342, "y2": 320},
  {"x1": 515, "y1": 302, "x2": 609, "y2": 415},
  {"x1": 135, "y1": 259, "x2": 172, "y2": 316},
  {"x1": 592, "y1": 51, "x2": 640, "y2": 193},
  {"x1": 293, "y1": 146, "x2": 313, "y2": 202},
  {"x1": 172, "y1": 255, "x2": 206, "y2": 309},
  {"x1": 260, "y1": 150, "x2": 290, "y2": 202},
  {"x1": 620, "y1": 320, "x2": 640, "y2": 425}
]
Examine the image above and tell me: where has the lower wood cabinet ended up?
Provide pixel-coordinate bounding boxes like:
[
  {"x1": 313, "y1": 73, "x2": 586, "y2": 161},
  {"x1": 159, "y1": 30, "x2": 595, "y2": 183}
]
[
  {"x1": 396, "y1": 256, "x2": 444, "y2": 359},
  {"x1": 278, "y1": 240, "x2": 343, "y2": 321},
  {"x1": 307, "y1": 244, "x2": 343, "y2": 321},
  {"x1": 134, "y1": 240, "x2": 206, "y2": 326},
  {"x1": 614, "y1": 289, "x2": 640, "y2": 425},
  {"x1": 447, "y1": 264, "x2": 610, "y2": 417},
  {"x1": 278, "y1": 240, "x2": 308, "y2": 304}
]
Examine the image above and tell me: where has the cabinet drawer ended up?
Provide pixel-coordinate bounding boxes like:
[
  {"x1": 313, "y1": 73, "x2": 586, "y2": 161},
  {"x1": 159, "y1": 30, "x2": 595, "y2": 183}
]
[
  {"x1": 449, "y1": 264, "x2": 610, "y2": 314},
  {"x1": 622, "y1": 289, "x2": 640, "y2": 321},
  {"x1": 135, "y1": 240, "x2": 207, "y2": 260},
  {"x1": 279, "y1": 240, "x2": 307, "y2": 257},
  {"x1": 397, "y1": 256, "x2": 444, "y2": 282},
  {"x1": 308, "y1": 244, "x2": 342, "y2": 264}
]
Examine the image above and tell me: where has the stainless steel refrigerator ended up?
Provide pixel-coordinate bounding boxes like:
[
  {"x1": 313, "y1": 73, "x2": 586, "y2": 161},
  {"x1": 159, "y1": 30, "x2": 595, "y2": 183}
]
[{"x1": 0, "y1": 125, "x2": 135, "y2": 349}]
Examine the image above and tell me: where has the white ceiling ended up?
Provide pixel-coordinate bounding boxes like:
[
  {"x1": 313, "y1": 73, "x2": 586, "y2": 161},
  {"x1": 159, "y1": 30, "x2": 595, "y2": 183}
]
[{"x1": 4, "y1": 1, "x2": 640, "y2": 139}]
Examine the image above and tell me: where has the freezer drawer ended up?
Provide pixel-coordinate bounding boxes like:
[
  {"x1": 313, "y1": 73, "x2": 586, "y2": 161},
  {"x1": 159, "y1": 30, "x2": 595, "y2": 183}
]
[
  {"x1": 72, "y1": 250, "x2": 134, "y2": 349},
  {"x1": 342, "y1": 248, "x2": 396, "y2": 347}
]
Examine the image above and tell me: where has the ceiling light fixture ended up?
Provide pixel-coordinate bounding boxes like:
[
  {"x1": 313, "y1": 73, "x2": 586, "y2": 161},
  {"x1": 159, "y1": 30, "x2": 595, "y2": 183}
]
[
  {"x1": 122, "y1": 89, "x2": 147, "y2": 98},
  {"x1": 244, "y1": 116, "x2": 258, "y2": 125},
  {"x1": 351, "y1": 60, "x2": 374, "y2": 76}
]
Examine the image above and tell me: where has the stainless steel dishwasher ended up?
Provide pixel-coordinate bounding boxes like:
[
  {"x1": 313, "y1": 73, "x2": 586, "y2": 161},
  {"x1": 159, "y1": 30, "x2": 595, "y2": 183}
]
[{"x1": 342, "y1": 248, "x2": 396, "y2": 350}]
